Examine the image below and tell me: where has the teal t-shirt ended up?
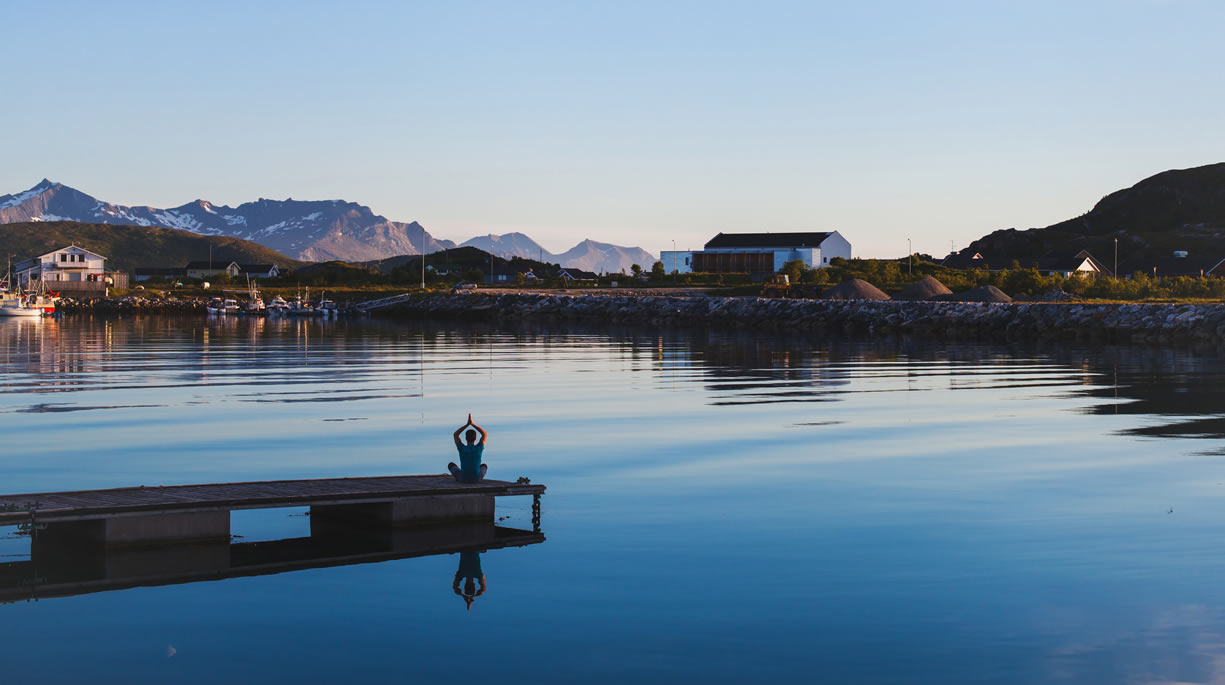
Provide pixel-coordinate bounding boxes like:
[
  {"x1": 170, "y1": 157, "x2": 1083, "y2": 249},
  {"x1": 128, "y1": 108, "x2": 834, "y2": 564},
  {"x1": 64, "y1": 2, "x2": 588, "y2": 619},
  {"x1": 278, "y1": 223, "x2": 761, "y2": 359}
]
[{"x1": 456, "y1": 443, "x2": 484, "y2": 481}]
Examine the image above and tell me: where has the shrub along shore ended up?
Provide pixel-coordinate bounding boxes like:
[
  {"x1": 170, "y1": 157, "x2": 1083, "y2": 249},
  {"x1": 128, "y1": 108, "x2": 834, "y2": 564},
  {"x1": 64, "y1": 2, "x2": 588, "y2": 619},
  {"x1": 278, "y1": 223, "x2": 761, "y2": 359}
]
[{"x1": 377, "y1": 292, "x2": 1225, "y2": 346}]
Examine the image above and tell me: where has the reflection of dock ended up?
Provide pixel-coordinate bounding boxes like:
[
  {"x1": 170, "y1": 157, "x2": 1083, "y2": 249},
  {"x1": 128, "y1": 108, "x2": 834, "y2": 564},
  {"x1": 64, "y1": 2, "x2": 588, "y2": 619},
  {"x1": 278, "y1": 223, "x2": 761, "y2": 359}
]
[
  {"x1": 0, "y1": 475, "x2": 544, "y2": 546},
  {"x1": 0, "y1": 521, "x2": 543, "y2": 603},
  {"x1": 0, "y1": 474, "x2": 547, "y2": 603}
]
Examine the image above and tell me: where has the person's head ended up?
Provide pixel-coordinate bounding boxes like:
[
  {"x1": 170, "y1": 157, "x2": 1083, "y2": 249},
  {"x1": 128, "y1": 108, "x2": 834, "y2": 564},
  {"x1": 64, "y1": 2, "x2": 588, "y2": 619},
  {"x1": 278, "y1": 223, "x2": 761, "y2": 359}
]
[{"x1": 465, "y1": 429, "x2": 477, "y2": 445}]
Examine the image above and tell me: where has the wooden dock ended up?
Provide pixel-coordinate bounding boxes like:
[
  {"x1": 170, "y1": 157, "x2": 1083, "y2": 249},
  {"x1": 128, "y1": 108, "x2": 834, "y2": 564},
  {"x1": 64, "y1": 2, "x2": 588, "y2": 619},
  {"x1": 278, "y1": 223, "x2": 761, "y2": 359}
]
[
  {"x1": 0, "y1": 475, "x2": 545, "y2": 548},
  {"x1": 0, "y1": 475, "x2": 544, "y2": 524}
]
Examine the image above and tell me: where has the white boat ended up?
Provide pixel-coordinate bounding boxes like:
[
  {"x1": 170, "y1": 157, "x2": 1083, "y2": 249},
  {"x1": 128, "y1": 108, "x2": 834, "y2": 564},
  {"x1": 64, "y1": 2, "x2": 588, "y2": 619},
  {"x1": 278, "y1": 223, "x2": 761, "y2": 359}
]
[
  {"x1": 288, "y1": 289, "x2": 314, "y2": 316},
  {"x1": 205, "y1": 297, "x2": 240, "y2": 315},
  {"x1": 1, "y1": 259, "x2": 56, "y2": 316},
  {"x1": 315, "y1": 294, "x2": 339, "y2": 317},
  {"x1": 0, "y1": 294, "x2": 45, "y2": 317},
  {"x1": 267, "y1": 296, "x2": 290, "y2": 314}
]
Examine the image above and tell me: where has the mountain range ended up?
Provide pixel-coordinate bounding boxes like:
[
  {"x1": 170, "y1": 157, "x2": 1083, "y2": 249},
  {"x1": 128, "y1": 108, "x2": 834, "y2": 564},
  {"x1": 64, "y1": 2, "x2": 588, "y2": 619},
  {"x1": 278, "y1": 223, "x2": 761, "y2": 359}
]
[
  {"x1": 458, "y1": 233, "x2": 657, "y2": 275},
  {"x1": 0, "y1": 180, "x2": 657, "y2": 273}
]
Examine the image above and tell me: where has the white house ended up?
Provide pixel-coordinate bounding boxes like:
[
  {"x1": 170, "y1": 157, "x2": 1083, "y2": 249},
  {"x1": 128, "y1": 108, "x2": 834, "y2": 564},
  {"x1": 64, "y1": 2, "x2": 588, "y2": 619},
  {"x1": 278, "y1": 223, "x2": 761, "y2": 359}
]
[
  {"x1": 660, "y1": 231, "x2": 852, "y2": 275},
  {"x1": 14, "y1": 245, "x2": 109, "y2": 289}
]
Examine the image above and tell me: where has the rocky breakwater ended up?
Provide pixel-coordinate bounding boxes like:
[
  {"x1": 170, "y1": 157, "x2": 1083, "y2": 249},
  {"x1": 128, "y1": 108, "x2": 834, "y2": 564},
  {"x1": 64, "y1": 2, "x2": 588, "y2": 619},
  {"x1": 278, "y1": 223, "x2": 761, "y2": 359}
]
[
  {"x1": 378, "y1": 293, "x2": 1225, "y2": 345},
  {"x1": 57, "y1": 295, "x2": 207, "y2": 315}
]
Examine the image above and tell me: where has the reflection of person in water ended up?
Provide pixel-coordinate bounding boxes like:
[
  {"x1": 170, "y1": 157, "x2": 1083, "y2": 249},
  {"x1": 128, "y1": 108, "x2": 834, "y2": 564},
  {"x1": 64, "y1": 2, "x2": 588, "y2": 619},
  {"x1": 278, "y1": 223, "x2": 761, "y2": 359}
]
[
  {"x1": 452, "y1": 550, "x2": 486, "y2": 610},
  {"x1": 449, "y1": 413, "x2": 488, "y2": 483}
]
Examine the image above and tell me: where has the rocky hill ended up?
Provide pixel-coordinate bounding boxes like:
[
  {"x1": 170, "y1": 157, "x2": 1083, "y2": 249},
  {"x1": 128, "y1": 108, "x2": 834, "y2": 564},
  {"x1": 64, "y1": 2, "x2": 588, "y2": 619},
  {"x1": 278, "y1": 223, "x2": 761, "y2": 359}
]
[
  {"x1": 0, "y1": 180, "x2": 454, "y2": 263},
  {"x1": 954, "y1": 163, "x2": 1225, "y2": 269},
  {"x1": 0, "y1": 221, "x2": 301, "y2": 273}
]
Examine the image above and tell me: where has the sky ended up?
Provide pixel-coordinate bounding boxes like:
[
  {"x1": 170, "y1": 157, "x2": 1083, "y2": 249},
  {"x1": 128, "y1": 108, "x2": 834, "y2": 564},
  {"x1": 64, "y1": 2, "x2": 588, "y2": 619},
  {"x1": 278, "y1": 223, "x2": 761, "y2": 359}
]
[{"x1": 2, "y1": 0, "x2": 1223, "y2": 258}]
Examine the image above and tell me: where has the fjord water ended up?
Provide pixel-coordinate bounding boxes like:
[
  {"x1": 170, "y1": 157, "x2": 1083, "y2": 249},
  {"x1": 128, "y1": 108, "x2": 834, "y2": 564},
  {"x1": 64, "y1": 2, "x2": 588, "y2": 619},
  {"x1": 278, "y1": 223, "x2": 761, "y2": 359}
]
[{"x1": 3, "y1": 316, "x2": 1225, "y2": 684}]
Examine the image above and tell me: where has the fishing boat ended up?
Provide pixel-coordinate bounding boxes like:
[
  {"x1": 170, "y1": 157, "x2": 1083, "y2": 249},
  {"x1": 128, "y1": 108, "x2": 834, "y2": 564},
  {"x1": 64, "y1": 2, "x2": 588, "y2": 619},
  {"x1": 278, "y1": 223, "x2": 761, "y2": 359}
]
[
  {"x1": 242, "y1": 277, "x2": 266, "y2": 315},
  {"x1": 288, "y1": 288, "x2": 314, "y2": 316},
  {"x1": 0, "y1": 293, "x2": 45, "y2": 317},
  {"x1": 315, "y1": 292, "x2": 339, "y2": 317},
  {"x1": 0, "y1": 258, "x2": 56, "y2": 316}
]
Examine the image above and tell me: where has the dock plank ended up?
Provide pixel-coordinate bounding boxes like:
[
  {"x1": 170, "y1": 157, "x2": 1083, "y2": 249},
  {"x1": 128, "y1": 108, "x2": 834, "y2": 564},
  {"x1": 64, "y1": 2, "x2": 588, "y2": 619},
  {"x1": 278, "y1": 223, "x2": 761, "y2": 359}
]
[{"x1": 0, "y1": 475, "x2": 545, "y2": 524}]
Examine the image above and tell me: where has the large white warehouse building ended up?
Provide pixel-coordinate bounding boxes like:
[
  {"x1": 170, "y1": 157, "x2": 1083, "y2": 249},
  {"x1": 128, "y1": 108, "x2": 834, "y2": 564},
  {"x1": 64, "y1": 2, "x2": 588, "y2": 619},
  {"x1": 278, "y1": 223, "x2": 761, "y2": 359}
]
[{"x1": 660, "y1": 231, "x2": 852, "y2": 275}]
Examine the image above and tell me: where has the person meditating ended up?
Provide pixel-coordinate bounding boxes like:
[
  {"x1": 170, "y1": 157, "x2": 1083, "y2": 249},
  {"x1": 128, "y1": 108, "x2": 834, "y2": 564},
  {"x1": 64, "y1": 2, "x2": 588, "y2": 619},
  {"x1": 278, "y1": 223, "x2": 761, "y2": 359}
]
[{"x1": 449, "y1": 414, "x2": 488, "y2": 483}]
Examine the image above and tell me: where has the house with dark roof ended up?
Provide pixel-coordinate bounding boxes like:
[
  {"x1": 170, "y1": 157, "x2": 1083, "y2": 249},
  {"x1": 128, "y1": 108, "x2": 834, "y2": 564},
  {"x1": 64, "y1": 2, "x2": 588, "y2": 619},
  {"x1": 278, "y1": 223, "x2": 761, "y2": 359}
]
[
  {"x1": 184, "y1": 260, "x2": 241, "y2": 280},
  {"x1": 559, "y1": 268, "x2": 599, "y2": 282},
  {"x1": 941, "y1": 249, "x2": 1112, "y2": 277},
  {"x1": 659, "y1": 231, "x2": 851, "y2": 275},
  {"x1": 238, "y1": 263, "x2": 280, "y2": 279},
  {"x1": 1034, "y1": 250, "x2": 1112, "y2": 278},
  {"x1": 133, "y1": 267, "x2": 188, "y2": 282}
]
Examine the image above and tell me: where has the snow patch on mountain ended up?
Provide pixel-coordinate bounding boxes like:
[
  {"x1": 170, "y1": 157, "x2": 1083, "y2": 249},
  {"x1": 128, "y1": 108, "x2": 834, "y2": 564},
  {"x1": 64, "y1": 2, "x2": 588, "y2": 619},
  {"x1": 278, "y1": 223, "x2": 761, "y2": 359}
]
[{"x1": 0, "y1": 184, "x2": 50, "y2": 209}]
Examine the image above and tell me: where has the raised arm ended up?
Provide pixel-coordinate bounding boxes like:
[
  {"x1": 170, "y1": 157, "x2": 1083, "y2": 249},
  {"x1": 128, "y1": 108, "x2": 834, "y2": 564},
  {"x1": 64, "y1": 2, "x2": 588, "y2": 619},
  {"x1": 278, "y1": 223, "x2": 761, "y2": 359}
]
[
  {"x1": 453, "y1": 422, "x2": 468, "y2": 447},
  {"x1": 471, "y1": 420, "x2": 488, "y2": 446}
]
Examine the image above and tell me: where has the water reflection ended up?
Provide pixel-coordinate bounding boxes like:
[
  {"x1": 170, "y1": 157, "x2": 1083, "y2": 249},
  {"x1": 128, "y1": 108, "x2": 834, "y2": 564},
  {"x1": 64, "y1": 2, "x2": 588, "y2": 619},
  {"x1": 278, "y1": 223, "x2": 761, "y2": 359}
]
[
  {"x1": 0, "y1": 519, "x2": 541, "y2": 604},
  {"x1": 452, "y1": 550, "x2": 486, "y2": 610},
  {"x1": 2, "y1": 317, "x2": 1223, "y2": 441}
]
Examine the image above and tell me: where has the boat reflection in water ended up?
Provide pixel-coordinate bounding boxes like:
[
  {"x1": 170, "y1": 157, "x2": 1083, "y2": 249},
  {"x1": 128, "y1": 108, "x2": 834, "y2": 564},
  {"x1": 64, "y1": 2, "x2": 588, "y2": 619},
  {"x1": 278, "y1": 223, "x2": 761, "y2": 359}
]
[{"x1": 0, "y1": 517, "x2": 543, "y2": 606}]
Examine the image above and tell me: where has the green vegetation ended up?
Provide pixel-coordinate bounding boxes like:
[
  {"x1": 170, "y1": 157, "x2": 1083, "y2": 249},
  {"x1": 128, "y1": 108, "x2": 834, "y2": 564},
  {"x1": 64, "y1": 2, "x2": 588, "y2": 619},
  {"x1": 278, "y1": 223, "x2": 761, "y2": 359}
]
[
  {"x1": 0, "y1": 221, "x2": 302, "y2": 272},
  {"x1": 777, "y1": 257, "x2": 1225, "y2": 301}
]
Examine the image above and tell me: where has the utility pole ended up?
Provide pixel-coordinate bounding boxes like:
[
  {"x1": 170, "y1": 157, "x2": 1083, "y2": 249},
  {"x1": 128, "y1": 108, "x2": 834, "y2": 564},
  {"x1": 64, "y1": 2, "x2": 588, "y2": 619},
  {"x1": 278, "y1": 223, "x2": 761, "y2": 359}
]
[
  {"x1": 420, "y1": 230, "x2": 425, "y2": 289},
  {"x1": 907, "y1": 238, "x2": 912, "y2": 275},
  {"x1": 1114, "y1": 237, "x2": 1118, "y2": 279}
]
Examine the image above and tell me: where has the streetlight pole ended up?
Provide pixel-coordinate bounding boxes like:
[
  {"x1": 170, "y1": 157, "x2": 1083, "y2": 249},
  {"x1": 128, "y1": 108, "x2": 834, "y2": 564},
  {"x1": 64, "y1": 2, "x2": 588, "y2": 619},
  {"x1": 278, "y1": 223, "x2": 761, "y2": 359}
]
[
  {"x1": 420, "y1": 230, "x2": 425, "y2": 290},
  {"x1": 907, "y1": 238, "x2": 912, "y2": 276},
  {"x1": 1114, "y1": 237, "x2": 1118, "y2": 279}
]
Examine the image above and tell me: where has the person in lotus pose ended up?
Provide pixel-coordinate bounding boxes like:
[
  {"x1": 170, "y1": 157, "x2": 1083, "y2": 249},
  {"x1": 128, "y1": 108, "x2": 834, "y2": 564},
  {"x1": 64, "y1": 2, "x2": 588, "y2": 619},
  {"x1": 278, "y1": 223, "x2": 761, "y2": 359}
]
[{"x1": 449, "y1": 413, "x2": 488, "y2": 483}]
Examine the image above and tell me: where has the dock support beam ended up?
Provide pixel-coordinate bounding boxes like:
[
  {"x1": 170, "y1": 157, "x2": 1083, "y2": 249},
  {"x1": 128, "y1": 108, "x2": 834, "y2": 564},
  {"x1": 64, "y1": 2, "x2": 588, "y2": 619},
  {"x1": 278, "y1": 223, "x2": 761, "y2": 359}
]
[
  {"x1": 310, "y1": 494, "x2": 495, "y2": 529},
  {"x1": 35, "y1": 511, "x2": 231, "y2": 548}
]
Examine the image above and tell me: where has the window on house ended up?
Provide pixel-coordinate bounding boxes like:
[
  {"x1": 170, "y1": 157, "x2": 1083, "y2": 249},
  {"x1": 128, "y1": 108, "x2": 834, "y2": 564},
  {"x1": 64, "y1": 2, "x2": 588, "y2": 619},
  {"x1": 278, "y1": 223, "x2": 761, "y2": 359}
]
[
  {"x1": 60, "y1": 254, "x2": 67, "y2": 263},
  {"x1": 823, "y1": 257, "x2": 827, "y2": 264}
]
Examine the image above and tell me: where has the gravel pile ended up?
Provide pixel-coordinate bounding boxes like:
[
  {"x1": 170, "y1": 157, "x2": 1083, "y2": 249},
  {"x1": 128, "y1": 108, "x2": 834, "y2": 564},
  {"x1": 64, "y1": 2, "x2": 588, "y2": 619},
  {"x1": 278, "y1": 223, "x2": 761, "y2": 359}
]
[
  {"x1": 894, "y1": 276, "x2": 953, "y2": 301},
  {"x1": 949, "y1": 285, "x2": 1012, "y2": 303},
  {"x1": 821, "y1": 279, "x2": 891, "y2": 301}
]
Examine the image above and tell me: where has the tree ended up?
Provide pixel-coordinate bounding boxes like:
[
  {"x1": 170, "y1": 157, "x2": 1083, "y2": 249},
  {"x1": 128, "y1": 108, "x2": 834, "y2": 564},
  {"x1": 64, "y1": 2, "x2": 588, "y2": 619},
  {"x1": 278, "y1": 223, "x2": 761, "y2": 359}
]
[
  {"x1": 630, "y1": 264, "x2": 643, "y2": 278},
  {"x1": 464, "y1": 268, "x2": 485, "y2": 283},
  {"x1": 651, "y1": 261, "x2": 665, "y2": 279},
  {"x1": 781, "y1": 259, "x2": 805, "y2": 284}
]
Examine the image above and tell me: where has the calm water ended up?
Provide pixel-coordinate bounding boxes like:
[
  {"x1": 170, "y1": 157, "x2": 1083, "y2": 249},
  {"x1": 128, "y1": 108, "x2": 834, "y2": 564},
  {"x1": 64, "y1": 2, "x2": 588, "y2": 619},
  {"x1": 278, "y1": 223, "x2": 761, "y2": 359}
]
[{"x1": 3, "y1": 315, "x2": 1225, "y2": 684}]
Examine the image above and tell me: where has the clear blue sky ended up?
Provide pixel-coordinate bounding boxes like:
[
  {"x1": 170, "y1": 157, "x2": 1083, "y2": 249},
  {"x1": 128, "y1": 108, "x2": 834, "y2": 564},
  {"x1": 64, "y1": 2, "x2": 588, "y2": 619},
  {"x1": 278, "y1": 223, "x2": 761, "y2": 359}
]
[{"x1": 2, "y1": 0, "x2": 1222, "y2": 258}]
